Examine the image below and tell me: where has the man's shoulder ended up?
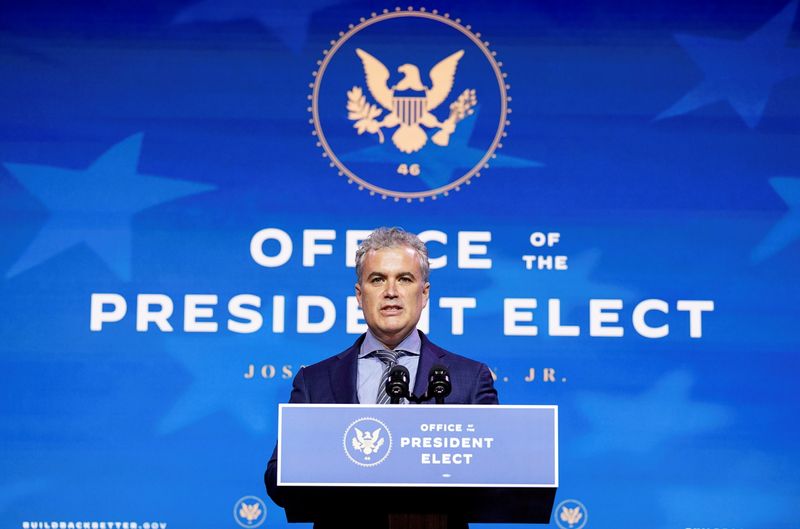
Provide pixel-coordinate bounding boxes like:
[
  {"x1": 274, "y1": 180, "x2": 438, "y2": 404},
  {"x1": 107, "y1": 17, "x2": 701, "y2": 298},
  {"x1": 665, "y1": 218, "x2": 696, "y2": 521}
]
[
  {"x1": 298, "y1": 331, "x2": 489, "y2": 372},
  {"x1": 421, "y1": 333, "x2": 489, "y2": 369},
  {"x1": 300, "y1": 334, "x2": 364, "y2": 374},
  {"x1": 421, "y1": 333, "x2": 498, "y2": 404}
]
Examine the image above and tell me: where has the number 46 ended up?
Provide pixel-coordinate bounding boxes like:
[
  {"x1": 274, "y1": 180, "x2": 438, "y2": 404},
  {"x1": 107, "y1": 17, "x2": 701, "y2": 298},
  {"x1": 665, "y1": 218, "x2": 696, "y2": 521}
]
[{"x1": 397, "y1": 163, "x2": 421, "y2": 176}]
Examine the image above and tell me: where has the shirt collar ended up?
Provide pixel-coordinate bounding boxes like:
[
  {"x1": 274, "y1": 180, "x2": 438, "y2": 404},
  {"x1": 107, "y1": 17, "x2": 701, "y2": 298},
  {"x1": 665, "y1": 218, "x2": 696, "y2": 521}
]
[{"x1": 359, "y1": 328, "x2": 422, "y2": 358}]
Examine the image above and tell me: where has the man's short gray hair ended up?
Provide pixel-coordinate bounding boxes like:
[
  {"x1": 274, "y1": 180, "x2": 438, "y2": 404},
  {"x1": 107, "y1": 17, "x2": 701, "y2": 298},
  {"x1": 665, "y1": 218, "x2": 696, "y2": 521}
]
[{"x1": 355, "y1": 227, "x2": 430, "y2": 284}]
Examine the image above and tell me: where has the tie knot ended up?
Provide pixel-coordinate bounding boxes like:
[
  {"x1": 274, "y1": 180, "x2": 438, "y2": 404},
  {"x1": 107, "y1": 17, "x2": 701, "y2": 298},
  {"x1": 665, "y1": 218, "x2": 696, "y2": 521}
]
[{"x1": 374, "y1": 349, "x2": 401, "y2": 366}]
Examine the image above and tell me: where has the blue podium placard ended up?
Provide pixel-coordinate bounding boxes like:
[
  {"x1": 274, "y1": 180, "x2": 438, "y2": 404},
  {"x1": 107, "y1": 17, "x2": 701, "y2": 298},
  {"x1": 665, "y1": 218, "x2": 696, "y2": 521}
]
[{"x1": 277, "y1": 404, "x2": 558, "y2": 488}]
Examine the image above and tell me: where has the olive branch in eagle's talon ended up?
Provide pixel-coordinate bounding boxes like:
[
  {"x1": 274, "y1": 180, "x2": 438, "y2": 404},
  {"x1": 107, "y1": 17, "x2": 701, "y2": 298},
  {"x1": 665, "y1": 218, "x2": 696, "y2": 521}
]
[{"x1": 347, "y1": 86, "x2": 385, "y2": 143}]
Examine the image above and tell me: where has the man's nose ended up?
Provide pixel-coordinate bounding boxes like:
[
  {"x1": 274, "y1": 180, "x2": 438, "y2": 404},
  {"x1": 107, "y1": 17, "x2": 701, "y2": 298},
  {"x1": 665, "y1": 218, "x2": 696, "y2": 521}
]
[{"x1": 383, "y1": 279, "x2": 398, "y2": 297}]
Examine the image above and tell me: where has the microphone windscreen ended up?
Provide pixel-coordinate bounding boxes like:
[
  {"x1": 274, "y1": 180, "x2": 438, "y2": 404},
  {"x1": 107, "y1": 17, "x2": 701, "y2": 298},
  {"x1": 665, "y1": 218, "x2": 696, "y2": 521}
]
[{"x1": 389, "y1": 364, "x2": 410, "y2": 382}]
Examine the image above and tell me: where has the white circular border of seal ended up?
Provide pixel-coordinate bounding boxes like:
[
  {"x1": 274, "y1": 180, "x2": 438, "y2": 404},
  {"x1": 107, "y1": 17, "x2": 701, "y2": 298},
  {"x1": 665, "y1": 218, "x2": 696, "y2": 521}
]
[
  {"x1": 233, "y1": 495, "x2": 267, "y2": 528},
  {"x1": 309, "y1": 6, "x2": 511, "y2": 202},
  {"x1": 554, "y1": 498, "x2": 589, "y2": 529},
  {"x1": 342, "y1": 416, "x2": 393, "y2": 467}
]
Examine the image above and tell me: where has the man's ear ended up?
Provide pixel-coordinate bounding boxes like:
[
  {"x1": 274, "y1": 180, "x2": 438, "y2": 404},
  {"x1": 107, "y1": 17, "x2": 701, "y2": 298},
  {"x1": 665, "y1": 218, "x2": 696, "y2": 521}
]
[{"x1": 355, "y1": 282, "x2": 362, "y2": 308}]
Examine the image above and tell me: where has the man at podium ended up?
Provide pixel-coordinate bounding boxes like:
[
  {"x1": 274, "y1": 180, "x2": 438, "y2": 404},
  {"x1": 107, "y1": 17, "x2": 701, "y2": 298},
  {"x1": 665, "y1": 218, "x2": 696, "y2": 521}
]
[{"x1": 265, "y1": 226, "x2": 499, "y2": 526}]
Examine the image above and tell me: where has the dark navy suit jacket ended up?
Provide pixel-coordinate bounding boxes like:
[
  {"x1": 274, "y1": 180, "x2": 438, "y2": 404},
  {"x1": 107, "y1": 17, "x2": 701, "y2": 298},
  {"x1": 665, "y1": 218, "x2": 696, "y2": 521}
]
[{"x1": 265, "y1": 331, "x2": 498, "y2": 519}]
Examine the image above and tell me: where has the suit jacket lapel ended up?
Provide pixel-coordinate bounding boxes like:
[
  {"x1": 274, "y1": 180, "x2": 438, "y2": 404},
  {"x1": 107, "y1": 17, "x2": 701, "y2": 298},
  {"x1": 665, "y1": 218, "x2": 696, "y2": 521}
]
[
  {"x1": 414, "y1": 331, "x2": 445, "y2": 397},
  {"x1": 330, "y1": 336, "x2": 362, "y2": 404}
]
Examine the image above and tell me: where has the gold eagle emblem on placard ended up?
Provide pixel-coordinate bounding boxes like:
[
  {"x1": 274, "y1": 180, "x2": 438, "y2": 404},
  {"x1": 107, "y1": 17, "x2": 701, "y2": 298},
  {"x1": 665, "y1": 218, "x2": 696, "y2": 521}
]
[
  {"x1": 347, "y1": 49, "x2": 477, "y2": 153},
  {"x1": 554, "y1": 499, "x2": 588, "y2": 529},
  {"x1": 238, "y1": 502, "x2": 262, "y2": 523},
  {"x1": 233, "y1": 495, "x2": 267, "y2": 528},
  {"x1": 559, "y1": 505, "x2": 583, "y2": 527},
  {"x1": 351, "y1": 426, "x2": 386, "y2": 458},
  {"x1": 343, "y1": 416, "x2": 393, "y2": 466}
]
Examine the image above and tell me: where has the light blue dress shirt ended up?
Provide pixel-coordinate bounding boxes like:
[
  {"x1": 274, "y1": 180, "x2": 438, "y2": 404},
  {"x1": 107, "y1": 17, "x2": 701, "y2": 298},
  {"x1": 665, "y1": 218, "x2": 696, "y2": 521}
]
[{"x1": 357, "y1": 329, "x2": 421, "y2": 404}]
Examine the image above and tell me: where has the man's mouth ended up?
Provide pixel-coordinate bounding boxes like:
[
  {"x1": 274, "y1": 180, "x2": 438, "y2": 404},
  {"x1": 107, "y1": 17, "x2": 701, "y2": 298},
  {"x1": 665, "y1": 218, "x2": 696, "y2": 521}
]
[{"x1": 380, "y1": 305, "x2": 403, "y2": 314}]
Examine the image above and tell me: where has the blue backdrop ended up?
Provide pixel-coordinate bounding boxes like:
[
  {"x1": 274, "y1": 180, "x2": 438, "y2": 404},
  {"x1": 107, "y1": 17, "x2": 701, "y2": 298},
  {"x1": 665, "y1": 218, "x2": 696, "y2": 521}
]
[{"x1": 1, "y1": 1, "x2": 799, "y2": 529}]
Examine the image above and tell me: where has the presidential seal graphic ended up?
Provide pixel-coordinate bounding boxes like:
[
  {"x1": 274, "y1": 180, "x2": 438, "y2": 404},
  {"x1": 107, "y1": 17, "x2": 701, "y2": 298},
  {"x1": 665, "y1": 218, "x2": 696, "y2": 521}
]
[
  {"x1": 233, "y1": 495, "x2": 267, "y2": 528},
  {"x1": 310, "y1": 7, "x2": 510, "y2": 201},
  {"x1": 343, "y1": 417, "x2": 393, "y2": 467},
  {"x1": 554, "y1": 499, "x2": 588, "y2": 529}
]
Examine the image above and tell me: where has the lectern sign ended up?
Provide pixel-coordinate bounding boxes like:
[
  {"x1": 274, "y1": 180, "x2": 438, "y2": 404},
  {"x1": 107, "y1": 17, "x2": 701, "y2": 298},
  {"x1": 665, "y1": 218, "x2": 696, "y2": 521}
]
[{"x1": 277, "y1": 404, "x2": 558, "y2": 487}]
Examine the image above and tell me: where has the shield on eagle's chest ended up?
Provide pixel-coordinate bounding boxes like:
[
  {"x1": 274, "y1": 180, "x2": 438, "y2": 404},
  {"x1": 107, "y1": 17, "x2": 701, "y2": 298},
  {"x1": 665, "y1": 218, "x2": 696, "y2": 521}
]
[{"x1": 392, "y1": 95, "x2": 427, "y2": 126}]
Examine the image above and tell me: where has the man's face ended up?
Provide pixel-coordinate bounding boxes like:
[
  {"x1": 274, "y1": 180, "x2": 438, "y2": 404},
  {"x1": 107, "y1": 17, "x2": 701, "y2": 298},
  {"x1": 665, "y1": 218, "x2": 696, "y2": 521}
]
[{"x1": 355, "y1": 246, "x2": 430, "y2": 349}]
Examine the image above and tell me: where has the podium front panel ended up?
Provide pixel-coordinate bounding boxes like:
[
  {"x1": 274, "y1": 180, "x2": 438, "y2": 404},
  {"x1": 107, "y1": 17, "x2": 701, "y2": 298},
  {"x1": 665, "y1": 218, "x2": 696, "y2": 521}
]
[{"x1": 277, "y1": 404, "x2": 557, "y2": 488}]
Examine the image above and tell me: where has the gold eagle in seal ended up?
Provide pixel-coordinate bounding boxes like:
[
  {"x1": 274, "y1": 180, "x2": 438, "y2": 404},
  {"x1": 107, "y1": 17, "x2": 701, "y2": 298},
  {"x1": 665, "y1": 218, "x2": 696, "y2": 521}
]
[
  {"x1": 352, "y1": 426, "x2": 384, "y2": 457},
  {"x1": 347, "y1": 48, "x2": 478, "y2": 154}
]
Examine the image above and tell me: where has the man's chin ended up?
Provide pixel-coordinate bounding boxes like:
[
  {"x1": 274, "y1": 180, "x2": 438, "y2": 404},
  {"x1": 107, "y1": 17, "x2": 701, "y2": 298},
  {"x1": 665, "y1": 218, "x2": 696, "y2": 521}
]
[
  {"x1": 375, "y1": 315, "x2": 405, "y2": 329},
  {"x1": 372, "y1": 325, "x2": 413, "y2": 346}
]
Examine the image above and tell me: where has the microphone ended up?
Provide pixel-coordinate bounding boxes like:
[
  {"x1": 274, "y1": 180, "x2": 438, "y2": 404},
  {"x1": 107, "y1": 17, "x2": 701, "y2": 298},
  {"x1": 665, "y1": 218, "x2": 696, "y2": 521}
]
[
  {"x1": 427, "y1": 364, "x2": 452, "y2": 404},
  {"x1": 385, "y1": 365, "x2": 410, "y2": 404}
]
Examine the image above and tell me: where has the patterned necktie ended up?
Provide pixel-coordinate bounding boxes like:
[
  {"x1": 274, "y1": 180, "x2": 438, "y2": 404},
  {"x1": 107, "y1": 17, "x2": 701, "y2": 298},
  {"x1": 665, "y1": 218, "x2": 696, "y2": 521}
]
[{"x1": 375, "y1": 349, "x2": 404, "y2": 404}]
